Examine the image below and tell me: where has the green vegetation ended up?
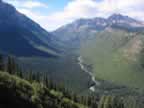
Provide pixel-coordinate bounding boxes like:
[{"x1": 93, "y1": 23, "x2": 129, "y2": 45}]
[
  {"x1": 18, "y1": 54, "x2": 91, "y2": 93},
  {"x1": 0, "y1": 54, "x2": 143, "y2": 108},
  {"x1": 0, "y1": 71, "x2": 89, "y2": 108},
  {"x1": 98, "y1": 95, "x2": 143, "y2": 108},
  {"x1": 1, "y1": 71, "x2": 143, "y2": 108},
  {"x1": 0, "y1": 54, "x2": 93, "y2": 108},
  {"x1": 80, "y1": 29, "x2": 144, "y2": 89}
]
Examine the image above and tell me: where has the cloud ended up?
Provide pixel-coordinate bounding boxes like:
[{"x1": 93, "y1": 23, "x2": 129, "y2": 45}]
[
  {"x1": 4, "y1": 0, "x2": 48, "y2": 9},
  {"x1": 45, "y1": 0, "x2": 144, "y2": 30},
  {"x1": 21, "y1": 1, "x2": 48, "y2": 9},
  {"x1": 3, "y1": 0, "x2": 144, "y2": 31}
]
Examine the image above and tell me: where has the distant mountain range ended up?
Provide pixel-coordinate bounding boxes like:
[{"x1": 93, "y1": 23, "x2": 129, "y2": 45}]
[
  {"x1": 53, "y1": 14, "x2": 144, "y2": 46},
  {"x1": 0, "y1": 0, "x2": 61, "y2": 57}
]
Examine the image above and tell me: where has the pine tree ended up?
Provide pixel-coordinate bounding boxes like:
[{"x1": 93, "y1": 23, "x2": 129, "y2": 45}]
[
  {"x1": 7, "y1": 56, "x2": 13, "y2": 74},
  {"x1": 98, "y1": 95, "x2": 111, "y2": 108},
  {"x1": 45, "y1": 75, "x2": 49, "y2": 87},
  {"x1": 28, "y1": 69, "x2": 33, "y2": 82},
  {"x1": 6, "y1": 56, "x2": 18, "y2": 75},
  {"x1": 98, "y1": 95, "x2": 125, "y2": 108},
  {"x1": 0, "y1": 54, "x2": 4, "y2": 71},
  {"x1": 16, "y1": 64, "x2": 23, "y2": 78},
  {"x1": 123, "y1": 96, "x2": 138, "y2": 108}
]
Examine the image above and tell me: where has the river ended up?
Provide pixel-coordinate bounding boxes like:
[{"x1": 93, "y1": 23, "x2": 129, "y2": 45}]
[{"x1": 78, "y1": 56, "x2": 100, "y2": 92}]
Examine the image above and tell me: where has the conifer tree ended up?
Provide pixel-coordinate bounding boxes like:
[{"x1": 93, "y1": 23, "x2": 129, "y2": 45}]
[
  {"x1": 7, "y1": 56, "x2": 13, "y2": 74},
  {"x1": 28, "y1": 69, "x2": 33, "y2": 82},
  {"x1": 0, "y1": 54, "x2": 4, "y2": 71},
  {"x1": 6, "y1": 56, "x2": 18, "y2": 75}
]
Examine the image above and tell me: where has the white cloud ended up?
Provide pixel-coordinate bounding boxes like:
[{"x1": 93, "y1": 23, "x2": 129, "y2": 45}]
[
  {"x1": 18, "y1": 8, "x2": 45, "y2": 21},
  {"x1": 21, "y1": 1, "x2": 48, "y2": 9},
  {"x1": 45, "y1": 0, "x2": 144, "y2": 30},
  {"x1": 3, "y1": 0, "x2": 144, "y2": 31},
  {"x1": 4, "y1": 0, "x2": 48, "y2": 9}
]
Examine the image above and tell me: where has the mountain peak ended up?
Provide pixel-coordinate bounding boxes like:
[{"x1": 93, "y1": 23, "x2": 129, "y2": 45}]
[
  {"x1": 109, "y1": 13, "x2": 125, "y2": 17},
  {"x1": 107, "y1": 13, "x2": 141, "y2": 26},
  {"x1": 108, "y1": 13, "x2": 129, "y2": 21}
]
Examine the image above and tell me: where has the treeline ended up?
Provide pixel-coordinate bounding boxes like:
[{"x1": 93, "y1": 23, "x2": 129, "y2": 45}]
[
  {"x1": 0, "y1": 54, "x2": 143, "y2": 108},
  {"x1": 98, "y1": 95, "x2": 143, "y2": 108},
  {"x1": 0, "y1": 54, "x2": 20, "y2": 74},
  {"x1": 0, "y1": 54, "x2": 98, "y2": 108}
]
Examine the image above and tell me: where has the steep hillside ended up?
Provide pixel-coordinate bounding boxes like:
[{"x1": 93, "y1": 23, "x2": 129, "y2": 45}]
[
  {"x1": 0, "y1": 71, "x2": 88, "y2": 108},
  {"x1": 80, "y1": 29, "x2": 144, "y2": 89},
  {"x1": 0, "y1": 1, "x2": 60, "y2": 57}
]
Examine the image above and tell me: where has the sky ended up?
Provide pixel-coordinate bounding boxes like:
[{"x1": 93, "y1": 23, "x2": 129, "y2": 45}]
[{"x1": 3, "y1": 0, "x2": 144, "y2": 31}]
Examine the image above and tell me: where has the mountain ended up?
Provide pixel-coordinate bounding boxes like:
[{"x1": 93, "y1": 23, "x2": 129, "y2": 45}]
[
  {"x1": 53, "y1": 17, "x2": 107, "y2": 42},
  {"x1": 108, "y1": 14, "x2": 144, "y2": 32},
  {"x1": 53, "y1": 14, "x2": 144, "y2": 46},
  {"x1": 54, "y1": 13, "x2": 144, "y2": 90},
  {"x1": 78, "y1": 16, "x2": 144, "y2": 89},
  {"x1": 108, "y1": 14, "x2": 143, "y2": 26},
  {"x1": 0, "y1": 1, "x2": 60, "y2": 57}
]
